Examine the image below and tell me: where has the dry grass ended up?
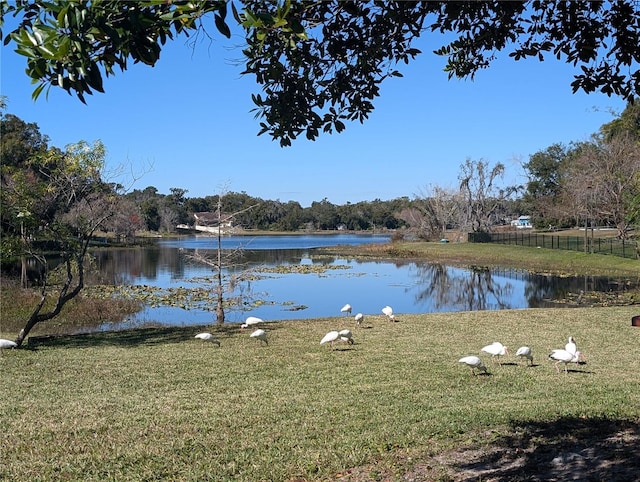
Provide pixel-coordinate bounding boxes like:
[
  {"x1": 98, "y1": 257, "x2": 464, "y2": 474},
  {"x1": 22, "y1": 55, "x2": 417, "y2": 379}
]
[{"x1": 0, "y1": 277, "x2": 141, "y2": 335}]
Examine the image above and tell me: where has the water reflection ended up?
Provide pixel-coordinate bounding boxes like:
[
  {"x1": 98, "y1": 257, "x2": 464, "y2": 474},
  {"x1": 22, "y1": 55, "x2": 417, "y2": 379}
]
[
  {"x1": 85, "y1": 236, "x2": 638, "y2": 330},
  {"x1": 406, "y1": 264, "x2": 514, "y2": 311}
]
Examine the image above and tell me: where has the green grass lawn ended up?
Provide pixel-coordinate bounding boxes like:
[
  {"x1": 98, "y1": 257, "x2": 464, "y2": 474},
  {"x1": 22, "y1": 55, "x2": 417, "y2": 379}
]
[{"x1": 2, "y1": 306, "x2": 639, "y2": 481}]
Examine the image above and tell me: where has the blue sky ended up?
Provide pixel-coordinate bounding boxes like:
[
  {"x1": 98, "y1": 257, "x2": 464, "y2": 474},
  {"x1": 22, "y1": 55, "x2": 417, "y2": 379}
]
[{"x1": 1, "y1": 20, "x2": 627, "y2": 207}]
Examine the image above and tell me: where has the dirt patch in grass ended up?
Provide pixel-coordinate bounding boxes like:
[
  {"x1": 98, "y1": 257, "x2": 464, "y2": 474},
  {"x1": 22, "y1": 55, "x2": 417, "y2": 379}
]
[{"x1": 333, "y1": 417, "x2": 640, "y2": 481}]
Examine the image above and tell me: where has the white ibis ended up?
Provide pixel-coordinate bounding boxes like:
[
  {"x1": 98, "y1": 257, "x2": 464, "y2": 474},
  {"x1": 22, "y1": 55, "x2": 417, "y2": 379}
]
[
  {"x1": 459, "y1": 356, "x2": 488, "y2": 376},
  {"x1": 515, "y1": 346, "x2": 533, "y2": 366},
  {"x1": 0, "y1": 338, "x2": 18, "y2": 355},
  {"x1": 250, "y1": 329, "x2": 268, "y2": 345},
  {"x1": 354, "y1": 313, "x2": 364, "y2": 326},
  {"x1": 338, "y1": 329, "x2": 354, "y2": 345},
  {"x1": 340, "y1": 304, "x2": 352, "y2": 316},
  {"x1": 481, "y1": 342, "x2": 509, "y2": 364},
  {"x1": 194, "y1": 332, "x2": 220, "y2": 346},
  {"x1": 549, "y1": 349, "x2": 586, "y2": 373},
  {"x1": 381, "y1": 305, "x2": 394, "y2": 321},
  {"x1": 241, "y1": 316, "x2": 263, "y2": 329},
  {"x1": 565, "y1": 336, "x2": 577, "y2": 355},
  {"x1": 320, "y1": 330, "x2": 340, "y2": 350}
]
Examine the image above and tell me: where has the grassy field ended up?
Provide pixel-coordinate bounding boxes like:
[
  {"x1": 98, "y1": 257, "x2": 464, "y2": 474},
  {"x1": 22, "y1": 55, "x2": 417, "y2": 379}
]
[{"x1": 2, "y1": 306, "x2": 639, "y2": 481}]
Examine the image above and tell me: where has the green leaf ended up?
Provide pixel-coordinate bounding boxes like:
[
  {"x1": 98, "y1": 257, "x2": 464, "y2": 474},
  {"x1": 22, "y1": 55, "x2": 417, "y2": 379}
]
[
  {"x1": 25, "y1": 30, "x2": 38, "y2": 46},
  {"x1": 231, "y1": 2, "x2": 242, "y2": 24},
  {"x1": 87, "y1": 62, "x2": 104, "y2": 93},
  {"x1": 289, "y1": 18, "x2": 305, "y2": 35},
  {"x1": 31, "y1": 82, "x2": 46, "y2": 101},
  {"x1": 214, "y1": 13, "x2": 231, "y2": 39},
  {"x1": 15, "y1": 47, "x2": 36, "y2": 58}
]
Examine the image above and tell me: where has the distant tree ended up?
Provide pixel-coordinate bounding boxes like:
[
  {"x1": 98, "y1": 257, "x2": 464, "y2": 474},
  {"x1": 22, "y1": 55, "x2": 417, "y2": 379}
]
[
  {"x1": 0, "y1": 113, "x2": 50, "y2": 167},
  {"x1": 4, "y1": 1, "x2": 639, "y2": 146},
  {"x1": 252, "y1": 199, "x2": 286, "y2": 230},
  {"x1": 158, "y1": 205, "x2": 179, "y2": 233},
  {"x1": 219, "y1": 191, "x2": 258, "y2": 228},
  {"x1": 599, "y1": 100, "x2": 640, "y2": 142},
  {"x1": 104, "y1": 197, "x2": 144, "y2": 242},
  {"x1": 274, "y1": 201, "x2": 304, "y2": 231},
  {"x1": 337, "y1": 202, "x2": 371, "y2": 231},
  {"x1": 395, "y1": 206, "x2": 434, "y2": 240},
  {"x1": 165, "y1": 187, "x2": 190, "y2": 225},
  {"x1": 308, "y1": 198, "x2": 338, "y2": 230},
  {"x1": 458, "y1": 158, "x2": 514, "y2": 233},
  {"x1": 564, "y1": 135, "x2": 640, "y2": 239},
  {"x1": 410, "y1": 186, "x2": 465, "y2": 240},
  {"x1": 369, "y1": 198, "x2": 405, "y2": 230},
  {"x1": 522, "y1": 143, "x2": 572, "y2": 228},
  {"x1": 140, "y1": 199, "x2": 161, "y2": 231},
  {"x1": 184, "y1": 196, "x2": 211, "y2": 216}
]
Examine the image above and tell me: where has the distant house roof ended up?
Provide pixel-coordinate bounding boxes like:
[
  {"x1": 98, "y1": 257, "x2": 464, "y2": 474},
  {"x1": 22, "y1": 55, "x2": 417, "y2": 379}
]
[{"x1": 193, "y1": 212, "x2": 233, "y2": 226}]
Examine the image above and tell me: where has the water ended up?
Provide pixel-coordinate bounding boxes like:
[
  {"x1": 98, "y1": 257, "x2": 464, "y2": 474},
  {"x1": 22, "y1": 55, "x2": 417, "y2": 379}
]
[
  {"x1": 87, "y1": 234, "x2": 635, "y2": 331},
  {"x1": 158, "y1": 233, "x2": 392, "y2": 250}
]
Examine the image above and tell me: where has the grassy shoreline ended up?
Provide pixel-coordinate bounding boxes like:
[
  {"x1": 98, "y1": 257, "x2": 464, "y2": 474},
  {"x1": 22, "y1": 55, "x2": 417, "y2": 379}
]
[{"x1": 321, "y1": 240, "x2": 640, "y2": 277}]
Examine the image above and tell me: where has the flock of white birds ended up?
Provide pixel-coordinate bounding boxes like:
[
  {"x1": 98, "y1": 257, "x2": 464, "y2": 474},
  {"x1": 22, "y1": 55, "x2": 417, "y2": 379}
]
[
  {"x1": 0, "y1": 308, "x2": 588, "y2": 376},
  {"x1": 458, "y1": 335, "x2": 587, "y2": 376},
  {"x1": 192, "y1": 303, "x2": 398, "y2": 352}
]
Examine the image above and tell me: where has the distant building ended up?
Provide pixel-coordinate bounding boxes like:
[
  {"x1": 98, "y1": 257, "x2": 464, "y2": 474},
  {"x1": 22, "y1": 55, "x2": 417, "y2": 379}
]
[
  {"x1": 193, "y1": 212, "x2": 233, "y2": 227},
  {"x1": 191, "y1": 212, "x2": 233, "y2": 234},
  {"x1": 511, "y1": 215, "x2": 532, "y2": 229}
]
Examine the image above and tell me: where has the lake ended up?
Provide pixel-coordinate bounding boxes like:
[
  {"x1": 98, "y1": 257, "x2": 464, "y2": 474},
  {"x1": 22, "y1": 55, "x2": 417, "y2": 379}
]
[{"x1": 88, "y1": 234, "x2": 636, "y2": 331}]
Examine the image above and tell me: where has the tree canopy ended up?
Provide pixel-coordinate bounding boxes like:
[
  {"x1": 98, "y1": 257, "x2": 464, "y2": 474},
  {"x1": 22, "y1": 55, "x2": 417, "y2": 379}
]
[{"x1": 2, "y1": 1, "x2": 639, "y2": 146}]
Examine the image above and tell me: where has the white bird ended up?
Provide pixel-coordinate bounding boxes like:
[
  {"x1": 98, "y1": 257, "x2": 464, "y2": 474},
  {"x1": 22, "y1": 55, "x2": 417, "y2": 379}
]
[
  {"x1": 338, "y1": 329, "x2": 354, "y2": 345},
  {"x1": 0, "y1": 338, "x2": 18, "y2": 355},
  {"x1": 549, "y1": 349, "x2": 586, "y2": 373},
  {"x1": 250, "y1": 328, "x2": 268, "y2": 345},
  {"x1": 340, "y1": 304, "x2": 352, "y2": 315},
  {"x1": 241, "y1": 316, "x2": 263, "y2": 329},
  {"x1": 381, "y1": 305, "x2": 395, "y2": 321},
  {"x1": 320, "y1": 330, "x2": 340, "y2": 350},
  {"x1": 481, "y1": 342, "x2": 509, "y2": 364},
  {"x1": 565, "y1": 336, "x2": 577, "y2": 355},
  {"x1": 354, "y1": 313, "x2": 364, "y2": 326},
  {"x1": 459, "y1": 356, "x2": 488, "y2": 376},
  {"x1": 515, "y1": 346, "x2": 533, "y2": 366},
  {"x1": 194, "y1": 332, "x2": 220, "y2": 346}
]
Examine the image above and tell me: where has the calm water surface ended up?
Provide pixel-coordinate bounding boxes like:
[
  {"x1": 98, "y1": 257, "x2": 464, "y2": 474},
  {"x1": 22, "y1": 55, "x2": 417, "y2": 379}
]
[{"x1": 89, "y1": 234, "x2": 634, "y2": 331}]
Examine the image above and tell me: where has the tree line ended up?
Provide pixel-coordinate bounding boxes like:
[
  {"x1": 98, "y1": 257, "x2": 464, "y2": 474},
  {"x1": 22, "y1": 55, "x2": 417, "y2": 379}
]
[
  {"x1": 2, "y1": 101, "x2": 639, "y2": 256},
  {"x1": 124, "y1": 187, "x2": 412, "y2": 234}
]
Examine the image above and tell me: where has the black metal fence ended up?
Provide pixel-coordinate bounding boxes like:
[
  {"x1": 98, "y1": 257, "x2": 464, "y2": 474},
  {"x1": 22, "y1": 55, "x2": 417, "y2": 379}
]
[{"x1": 468, "y1": 231, "x2": 639, "y2": 260}]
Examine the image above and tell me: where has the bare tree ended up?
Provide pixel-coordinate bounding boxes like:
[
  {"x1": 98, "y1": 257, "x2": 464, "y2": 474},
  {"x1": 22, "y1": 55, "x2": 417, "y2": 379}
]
[
  {"x1": 401, "y1": 185, "x2": 464, "y2": 241},
  {"x1": 104, "y1": 197, "x2": 144, "y2": 242},
  {"x1": 565, "y1": 135, "x2": 640, "y2": 239},
  {"x1": 159, "y1": 205, "x2": 179, "y2": 233},
  {"x1": 187, "y1": 190, "x2": 258, "y2": 324},
  {"x1": 458, "y1": 158, "x2": 514, "y2": 233}
]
